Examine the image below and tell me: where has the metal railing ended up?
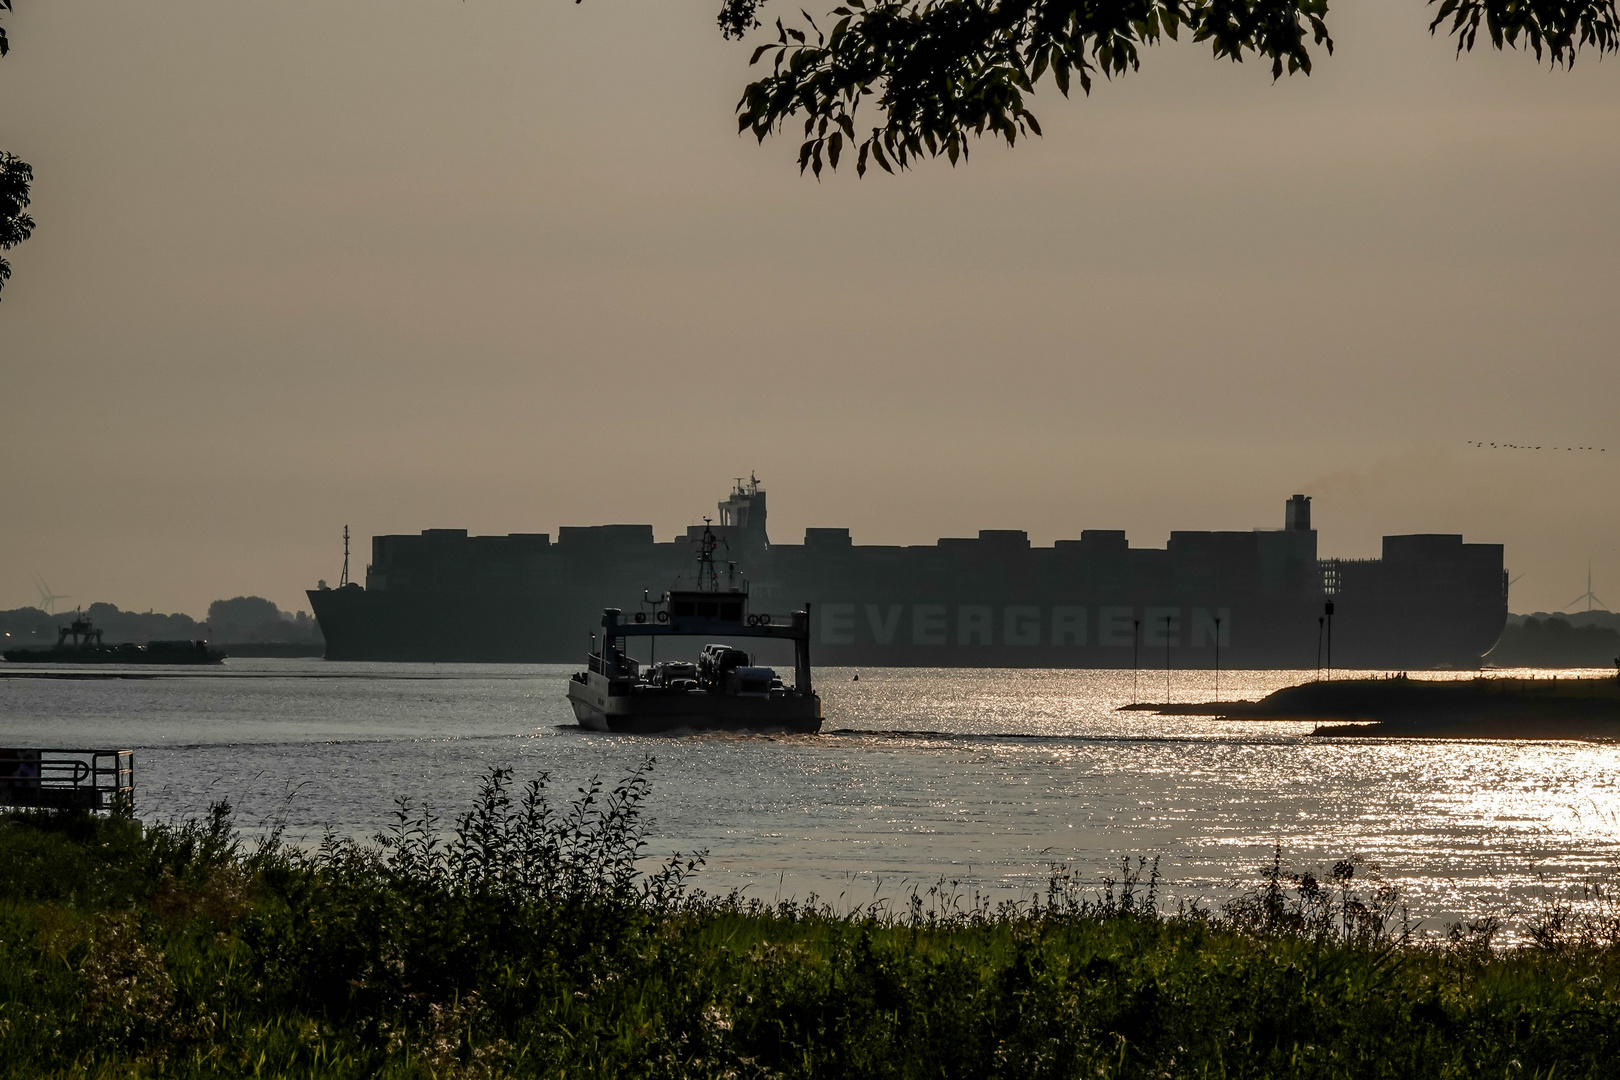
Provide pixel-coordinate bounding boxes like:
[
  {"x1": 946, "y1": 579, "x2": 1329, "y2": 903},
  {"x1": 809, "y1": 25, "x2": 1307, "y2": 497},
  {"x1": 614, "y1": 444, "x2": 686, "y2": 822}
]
[{"x1": 0, "y1": 749, "x2": 134, "y2": 813}]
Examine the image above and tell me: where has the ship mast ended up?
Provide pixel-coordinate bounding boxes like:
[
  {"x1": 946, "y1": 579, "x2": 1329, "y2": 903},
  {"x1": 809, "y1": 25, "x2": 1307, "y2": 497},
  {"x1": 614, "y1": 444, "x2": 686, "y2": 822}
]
[{"x1": 696, "y1": 518, "x2": 720, "y2": 592}]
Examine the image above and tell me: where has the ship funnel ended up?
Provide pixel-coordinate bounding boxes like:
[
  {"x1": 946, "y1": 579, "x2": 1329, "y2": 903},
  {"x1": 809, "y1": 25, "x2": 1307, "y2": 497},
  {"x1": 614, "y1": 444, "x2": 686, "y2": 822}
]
[{"x1": 1286, "y1": 494, "x2": 1312, "y2": 532}]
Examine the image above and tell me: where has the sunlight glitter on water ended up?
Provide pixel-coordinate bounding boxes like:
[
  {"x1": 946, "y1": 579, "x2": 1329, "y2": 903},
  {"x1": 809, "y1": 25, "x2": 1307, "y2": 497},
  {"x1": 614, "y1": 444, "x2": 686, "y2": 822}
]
[{"x1": 2, "y1": 659, "x2": 1618, "y2": 937}]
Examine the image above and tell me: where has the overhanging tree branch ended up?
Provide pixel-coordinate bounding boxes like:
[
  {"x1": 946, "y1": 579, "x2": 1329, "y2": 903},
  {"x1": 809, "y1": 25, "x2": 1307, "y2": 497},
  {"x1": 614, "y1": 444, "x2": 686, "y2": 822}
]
[
  {"x1": 724, "y1": 0, "x2": 1618, "y2": 175},
  {"x1": 0, "y1": 2, "x2": 35, "y2": 300}
]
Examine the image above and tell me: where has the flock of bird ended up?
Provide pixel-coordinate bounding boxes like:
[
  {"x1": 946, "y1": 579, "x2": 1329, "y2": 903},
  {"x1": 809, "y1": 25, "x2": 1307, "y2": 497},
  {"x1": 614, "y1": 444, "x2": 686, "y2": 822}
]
[{"x1": 1468, "y1": 441, "x2": 1607, "y2": 452}]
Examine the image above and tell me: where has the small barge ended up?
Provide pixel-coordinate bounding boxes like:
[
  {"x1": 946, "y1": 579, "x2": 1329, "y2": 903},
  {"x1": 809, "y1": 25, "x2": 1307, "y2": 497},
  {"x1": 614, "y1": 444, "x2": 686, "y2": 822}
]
[
  {"x1": 2, "y1": 614, "x2": 225, "y2": 665},
  {"x1": 567, "y1": 525, "x2": 821, "y2": 734}
]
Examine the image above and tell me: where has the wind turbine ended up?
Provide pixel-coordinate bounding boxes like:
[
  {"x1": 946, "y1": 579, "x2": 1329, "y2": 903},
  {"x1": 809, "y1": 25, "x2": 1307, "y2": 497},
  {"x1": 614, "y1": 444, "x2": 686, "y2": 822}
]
[
  {"x1": 32, "y1": 576, "x2": 72, "y2": 615},
  {"x1": 1565, "y1": 563, "x2": 1609, "y2": 613}
]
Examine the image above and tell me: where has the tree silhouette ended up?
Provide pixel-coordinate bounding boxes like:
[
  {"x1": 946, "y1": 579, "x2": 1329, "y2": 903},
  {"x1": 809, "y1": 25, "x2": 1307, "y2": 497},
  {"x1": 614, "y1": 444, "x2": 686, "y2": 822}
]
[
  {"x1": 0, "y1": 152, "x2": 33, "y2": 301},
  {"x1": 0, "y1": 3, "x2": 32, "y2": 301},
  {"x1": 723, "y1": 0, "x2": 1619, "y2": 174},
  {"x1": 0, "y1": 0, "x2": 1614, "y2": 304}
]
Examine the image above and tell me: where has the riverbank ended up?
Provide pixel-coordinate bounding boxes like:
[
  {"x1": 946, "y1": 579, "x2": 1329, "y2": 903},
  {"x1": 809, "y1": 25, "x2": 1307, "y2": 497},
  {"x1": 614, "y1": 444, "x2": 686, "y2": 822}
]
[
  {"x1": 1125, "y1": 673, "x2": 1620, "y2": 738},
  {"x1": 4, "y1": 763, "x2": 1620, "y2": 1078}
]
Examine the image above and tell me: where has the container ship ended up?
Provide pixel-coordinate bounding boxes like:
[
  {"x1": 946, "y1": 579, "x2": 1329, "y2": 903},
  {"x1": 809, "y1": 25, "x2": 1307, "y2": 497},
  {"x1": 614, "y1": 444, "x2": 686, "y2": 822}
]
[{"x1": 308, "y1": 479, "x2": 1508, "y2": 669}]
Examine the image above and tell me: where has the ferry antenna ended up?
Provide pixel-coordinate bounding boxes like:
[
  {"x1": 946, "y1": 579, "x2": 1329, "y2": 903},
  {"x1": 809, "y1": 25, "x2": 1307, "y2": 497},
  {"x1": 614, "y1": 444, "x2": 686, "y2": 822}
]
[{"x1": 697, "y1": 517, "x2": 726, "y2": 592}]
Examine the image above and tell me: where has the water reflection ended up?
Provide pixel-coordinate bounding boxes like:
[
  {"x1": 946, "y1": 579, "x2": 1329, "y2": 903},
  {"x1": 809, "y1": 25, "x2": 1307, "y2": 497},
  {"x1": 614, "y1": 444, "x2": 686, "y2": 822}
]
[{"x1": 1, "y1": 660, "x2": 1617, "y2": 938}]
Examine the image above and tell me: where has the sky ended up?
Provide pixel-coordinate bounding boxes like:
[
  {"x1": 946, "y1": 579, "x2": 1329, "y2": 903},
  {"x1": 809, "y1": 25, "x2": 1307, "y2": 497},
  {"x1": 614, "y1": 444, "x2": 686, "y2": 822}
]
[{"x1": 1, "y1": 0, "x2": 1616, "y2": 618}]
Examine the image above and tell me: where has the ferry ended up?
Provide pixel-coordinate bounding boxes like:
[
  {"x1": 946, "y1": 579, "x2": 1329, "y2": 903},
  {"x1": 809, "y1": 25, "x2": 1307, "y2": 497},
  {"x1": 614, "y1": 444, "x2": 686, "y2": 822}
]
[{"x1": 567, "y1": 525, "x2": 821, "y2": 734}]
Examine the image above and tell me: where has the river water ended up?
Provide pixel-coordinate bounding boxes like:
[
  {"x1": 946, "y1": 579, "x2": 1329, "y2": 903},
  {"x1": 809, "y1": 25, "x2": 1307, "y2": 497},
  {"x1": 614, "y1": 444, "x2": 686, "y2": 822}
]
[{"x1": 3, "y1": 660, "x2": 1618, "y2": 937}]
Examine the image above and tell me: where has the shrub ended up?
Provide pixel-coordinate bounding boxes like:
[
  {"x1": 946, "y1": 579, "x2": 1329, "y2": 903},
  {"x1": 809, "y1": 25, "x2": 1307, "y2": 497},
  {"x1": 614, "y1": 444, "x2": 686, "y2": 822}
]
[{"x1": 4, "y1": 761, "x2": 1620, "y2": 1078}]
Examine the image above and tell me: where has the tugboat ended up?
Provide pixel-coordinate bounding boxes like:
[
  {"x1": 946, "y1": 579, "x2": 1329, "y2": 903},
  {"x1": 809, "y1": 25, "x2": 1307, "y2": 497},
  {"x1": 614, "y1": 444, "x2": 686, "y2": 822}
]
[
  {"x1": 1, "y1": 613, "x2": 226, "y2": 665},
  {"x1": 567, "y1": 524, "x2": 821, "y2": 733}
]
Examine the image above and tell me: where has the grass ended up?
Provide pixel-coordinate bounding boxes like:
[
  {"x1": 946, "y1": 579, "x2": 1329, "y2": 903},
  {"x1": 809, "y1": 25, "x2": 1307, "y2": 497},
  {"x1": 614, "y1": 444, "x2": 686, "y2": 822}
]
[{"x1": 3, "y1": 761, "x2": 1620, "y2": 1078}]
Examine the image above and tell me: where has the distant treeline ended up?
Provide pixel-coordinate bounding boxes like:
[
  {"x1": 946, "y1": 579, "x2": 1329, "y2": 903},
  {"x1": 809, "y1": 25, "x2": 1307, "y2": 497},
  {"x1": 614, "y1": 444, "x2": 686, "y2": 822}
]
[
  {"x1": 1511, "y1": 610, "x2": 1620, "y2": 633},
  {"x1": 0, "y1": 596, "x2": 323, "y2": 646},
  {"x1": 1489, "y1": 613, "x2": 1620, "y2": 668}
]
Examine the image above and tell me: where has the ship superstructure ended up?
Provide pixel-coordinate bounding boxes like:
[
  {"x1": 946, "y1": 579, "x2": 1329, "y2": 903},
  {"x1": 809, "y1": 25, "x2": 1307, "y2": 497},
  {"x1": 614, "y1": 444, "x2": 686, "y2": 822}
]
[{"x1": 309, "y1": 480, "x2": 1508, "y2": 668}]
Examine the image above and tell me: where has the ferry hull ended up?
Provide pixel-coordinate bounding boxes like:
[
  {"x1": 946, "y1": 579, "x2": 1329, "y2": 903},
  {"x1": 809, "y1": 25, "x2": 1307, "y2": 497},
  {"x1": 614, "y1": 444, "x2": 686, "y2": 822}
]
[{"x1": 566, "y1": 678, "x2": 822, "y2": 734}]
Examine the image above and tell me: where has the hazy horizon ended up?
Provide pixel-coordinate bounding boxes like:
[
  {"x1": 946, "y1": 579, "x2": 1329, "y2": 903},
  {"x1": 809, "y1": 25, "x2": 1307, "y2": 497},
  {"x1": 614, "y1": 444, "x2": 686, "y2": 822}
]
[{"x1": 3, "y1": 1, "x2": 1616, "y2": 618}]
